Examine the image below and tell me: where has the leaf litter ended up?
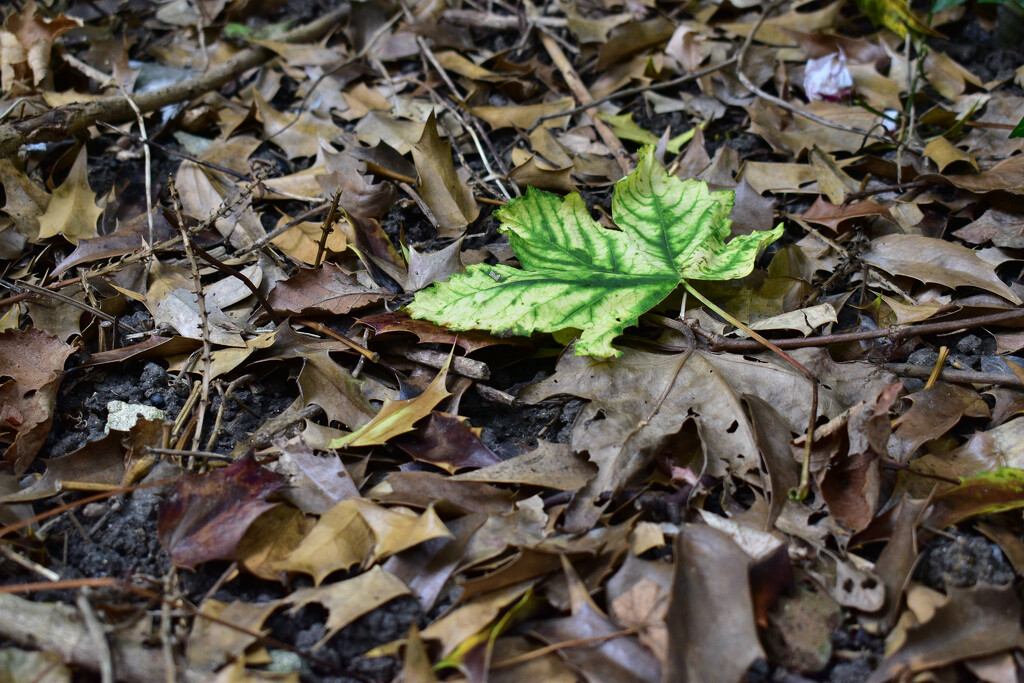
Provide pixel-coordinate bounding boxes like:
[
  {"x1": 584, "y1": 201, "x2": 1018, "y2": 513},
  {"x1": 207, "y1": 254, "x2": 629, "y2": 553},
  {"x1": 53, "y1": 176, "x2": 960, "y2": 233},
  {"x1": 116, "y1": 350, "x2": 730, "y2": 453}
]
[{"x1": 1, "y1": 1, "x2": 1024, "y2": 681}]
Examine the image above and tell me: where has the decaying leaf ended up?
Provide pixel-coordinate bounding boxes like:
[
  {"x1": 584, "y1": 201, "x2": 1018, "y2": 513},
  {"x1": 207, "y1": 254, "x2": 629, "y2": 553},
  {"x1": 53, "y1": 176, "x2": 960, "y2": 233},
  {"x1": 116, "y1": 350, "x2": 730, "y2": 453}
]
[
  {"x1": 0, "y1": 328, "x2": 75, "y2": 473},
  {"x1": 158, "y1": 453, "x2": 288, "y2": 569}
]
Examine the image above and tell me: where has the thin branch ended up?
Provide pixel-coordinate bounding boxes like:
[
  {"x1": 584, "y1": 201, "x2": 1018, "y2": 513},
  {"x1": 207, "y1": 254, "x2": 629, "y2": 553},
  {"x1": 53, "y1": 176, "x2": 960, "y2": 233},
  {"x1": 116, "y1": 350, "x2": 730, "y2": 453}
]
[
  {"x1": 654, "y1": 308, "x2": 1024, "y2": 353},
  {"x1": 0, "y1": 6, "x2": 351, "y2": 157}
]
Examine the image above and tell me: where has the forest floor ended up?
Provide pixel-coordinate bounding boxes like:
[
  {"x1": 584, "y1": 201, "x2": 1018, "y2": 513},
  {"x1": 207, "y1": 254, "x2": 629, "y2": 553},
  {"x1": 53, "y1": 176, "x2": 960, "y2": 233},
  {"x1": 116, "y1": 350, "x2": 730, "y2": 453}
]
[{"x1": 2, "y1": 0, "x2": 1024, "y2": 681}]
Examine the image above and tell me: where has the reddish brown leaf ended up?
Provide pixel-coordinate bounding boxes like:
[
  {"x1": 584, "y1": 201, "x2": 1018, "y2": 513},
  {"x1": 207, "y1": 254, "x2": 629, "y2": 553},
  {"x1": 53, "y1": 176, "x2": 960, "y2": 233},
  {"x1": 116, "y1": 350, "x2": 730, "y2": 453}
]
[
  {"x1": 157, "y1": 453, "x2": 288, "y2": 568},
  {"x1": 800, "y1": 196, "x2": 892, "y2": 233},
  {"x1": 267, "y1": 262, "x2": 386, "y2": 317},
  {"x1": 391, "y1": 411, "x2": 501, "y2": 472}
]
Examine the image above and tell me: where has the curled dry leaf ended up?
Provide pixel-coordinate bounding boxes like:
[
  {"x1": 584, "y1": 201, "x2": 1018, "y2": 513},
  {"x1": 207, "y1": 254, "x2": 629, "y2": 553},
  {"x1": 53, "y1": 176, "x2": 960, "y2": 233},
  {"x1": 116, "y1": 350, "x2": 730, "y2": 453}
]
[
  {"x1": 862, "y1": 234, "x2": 1022, "y2": 304},
  {"x1": 0, "y1": 328, "x2": 75, "y2": 474}
]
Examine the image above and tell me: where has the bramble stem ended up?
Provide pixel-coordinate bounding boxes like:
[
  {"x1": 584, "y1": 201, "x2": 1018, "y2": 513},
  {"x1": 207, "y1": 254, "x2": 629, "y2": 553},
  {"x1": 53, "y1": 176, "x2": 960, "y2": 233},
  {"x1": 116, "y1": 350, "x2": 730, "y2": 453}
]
[{"x1": 682, "y1": 281, "x2": 819, "y2": 500}]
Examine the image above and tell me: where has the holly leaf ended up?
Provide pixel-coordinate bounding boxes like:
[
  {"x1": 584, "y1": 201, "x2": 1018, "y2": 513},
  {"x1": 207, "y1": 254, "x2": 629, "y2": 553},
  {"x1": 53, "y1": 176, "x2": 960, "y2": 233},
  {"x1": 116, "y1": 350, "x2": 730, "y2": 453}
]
[{"x1": 408, "y1": 146, "x2": 782, "y2": 358}]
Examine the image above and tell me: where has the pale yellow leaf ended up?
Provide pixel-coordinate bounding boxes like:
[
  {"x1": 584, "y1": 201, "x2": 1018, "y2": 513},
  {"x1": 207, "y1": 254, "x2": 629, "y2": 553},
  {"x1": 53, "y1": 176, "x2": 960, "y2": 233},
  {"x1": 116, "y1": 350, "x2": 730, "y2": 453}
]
[{"x1": 37, "y1": 147, "x2": 102, "y2": 243}]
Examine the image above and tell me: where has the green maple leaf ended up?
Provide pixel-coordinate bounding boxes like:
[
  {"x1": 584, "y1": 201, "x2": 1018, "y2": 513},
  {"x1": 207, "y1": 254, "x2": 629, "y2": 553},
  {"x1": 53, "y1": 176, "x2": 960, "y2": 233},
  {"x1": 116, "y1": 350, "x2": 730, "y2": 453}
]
[{"x1": 408, "y1": 146, "x2": 783, "y2": 358}]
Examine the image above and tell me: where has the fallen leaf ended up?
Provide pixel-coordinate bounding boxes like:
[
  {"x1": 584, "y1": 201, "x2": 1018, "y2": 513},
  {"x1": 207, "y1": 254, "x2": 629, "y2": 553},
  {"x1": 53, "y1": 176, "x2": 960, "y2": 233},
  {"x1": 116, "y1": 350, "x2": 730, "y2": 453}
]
[
  {"x1": 286, "y1": 566, "x2": 411, "y2": 649},
  {"x1": 520, "y1": 345, "x2": 827, "y2": 532},
  {"x1": 158, "y1": 453, "x2": 288, "y2": 569},
  {"x1": 530, "y1": 557, "x2": 661, "y2": 682},
  {"x1": 330, "y1": 354, "x2": 452, "y2": 448},
  {"x1": 36, "y1": 147, "x2": 103, "y2": 243},
  {"x1": 452, "y1": 440, "x2": 595, "y2": 490},
  {"x1": 869, "y1": 584, "x2": 1024, "y2": 682},
  {"x1": 412, "y1": 112, "x2": 479, "y2": 238},
  {"x1": 862, "y1": 234, "x2": 1022, "y2": 304},
  {"x1": 410, "y1": 146, "x2": 782, "y2": 358},
  {"x1": 391, "y1": 412, "x2": 501, "y2": 473},
  {"x1": 0, "y1": 328, "x2": 76, "y2": 473},
  {"x1": 267, "y1": 262, "x2": 385, "y2": 316},
  {"x1": 666, "y1": 525, "x2": 765, "y2": 683}
]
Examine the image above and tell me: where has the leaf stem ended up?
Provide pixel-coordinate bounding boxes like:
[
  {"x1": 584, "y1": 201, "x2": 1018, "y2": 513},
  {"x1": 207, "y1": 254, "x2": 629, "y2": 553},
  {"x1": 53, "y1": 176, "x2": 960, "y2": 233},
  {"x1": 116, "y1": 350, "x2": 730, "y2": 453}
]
[{"x1": 682, "y1": 281, "x2": 819, "y2": 501}]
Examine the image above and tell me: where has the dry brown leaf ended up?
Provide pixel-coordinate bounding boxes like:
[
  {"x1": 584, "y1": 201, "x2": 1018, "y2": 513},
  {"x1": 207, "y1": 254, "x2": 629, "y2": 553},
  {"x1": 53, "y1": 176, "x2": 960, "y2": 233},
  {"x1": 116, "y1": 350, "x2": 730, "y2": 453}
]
[
  {"x1": 37, "y1": 147, "x2": 102, "y2": 243},
  {"x1": 666, "y1": 525, "x2": 765, "y2": 683},
  {"x1": 267, "y1": 262, "x2": 384, "y2": 316},
  {"x1": 411, "y1": 113, "x2": 479, "y2": 238},
  {"x1": 0, "y1": 158, "x2": 50, "y2": 239},
  {"x1": 0, "y1": 328, "x2": 75, "y2": 473},
  {"x1": 520, "y1": 346, "x2": 828, "y2": 532},
  {"x1": 330, "y1": 354, "x2": 452, "y2": 448},
  {"x1": 862, "y1": 234, "x2": 1022, "y2": 304},
  {"x1": 286, "y1": 566, "x2": 411, "y2": 649}
]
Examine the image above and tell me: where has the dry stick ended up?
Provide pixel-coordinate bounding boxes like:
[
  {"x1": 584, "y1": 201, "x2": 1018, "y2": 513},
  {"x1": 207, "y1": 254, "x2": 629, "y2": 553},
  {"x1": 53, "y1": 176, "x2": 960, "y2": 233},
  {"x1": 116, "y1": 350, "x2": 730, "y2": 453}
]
[
  {"x1": 669, "y1": 308, "x2": 1024, "y2": 354},
  {"x1": 885, "y1": 363, "x2": 1024, "y2": 388},
  {"x1": 314, "y1": 190, "x2": 342, "y2": 268},
  {"x1": 205, "y1": 375, "x2": 251, "y2": 451},
  {"x1": 0, "y1": 579, "x2": 368, "y2": 681},
  {"x1": 493, "y1": 627, "x2": 641, "y2": 669},
  {"x1": 0, "y1": 278, "x2": 139, "y2": 333},
  {"x1": 236, "y1": 200, "x2": 332, "y2": 257},
  {"x1": 440, "y1": 8, "x2": 568, "y2": 30},
  {"x1": 189, "y1": 241, "x2": 282, "y2": 324},
  {"x1": 540, "y1": 33, "x2": 633, "y2": 176},
  {"x1": 168, "y1": 177, "x2": 212, "y2": 453},
  {"x1": 294, "y1": 318, "x2": 379, "y2": 362},
  {"x1": 679, "y1": 282, "x2": 820, "y2": 502},
  {"x1": 77, "y1": 590, "x2": 114, "y2": 683},
  {"x1": 0, "y1": 5, "x2": 351, "y2": 157}
]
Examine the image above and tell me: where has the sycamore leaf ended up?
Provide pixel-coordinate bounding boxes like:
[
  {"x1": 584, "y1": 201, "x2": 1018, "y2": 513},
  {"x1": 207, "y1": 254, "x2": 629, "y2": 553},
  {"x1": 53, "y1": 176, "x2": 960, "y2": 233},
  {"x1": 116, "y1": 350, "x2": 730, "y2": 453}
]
[{"x1": 409, "y1": 146, "x2": 782, "y2": 358}]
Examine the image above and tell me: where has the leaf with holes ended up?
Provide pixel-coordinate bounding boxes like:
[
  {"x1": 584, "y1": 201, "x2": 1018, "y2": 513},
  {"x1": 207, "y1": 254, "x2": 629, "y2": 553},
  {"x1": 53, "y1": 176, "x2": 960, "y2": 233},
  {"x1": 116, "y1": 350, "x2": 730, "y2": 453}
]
[{"x1": 408, "y1": 146, "x2": 782, "y2": 357}]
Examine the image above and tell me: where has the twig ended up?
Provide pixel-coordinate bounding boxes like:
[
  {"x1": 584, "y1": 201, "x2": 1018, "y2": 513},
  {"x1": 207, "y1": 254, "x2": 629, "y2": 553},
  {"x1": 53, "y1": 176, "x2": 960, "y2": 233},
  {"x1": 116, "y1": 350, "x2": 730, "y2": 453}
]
[
  {"x1": 206, "y1": 375, "x2": 252, "y2": 451},
  {"x1": 0, "y1": 6, "x2": 352, "y2": 156},
  {"x1": 0, "y1": 278, "x2": 139, "y2": 333},
  {"x1": 188, "y1": 241, "x2": 282, "y2": 324},
  {"x1": 391, "y1": 343, "x2": 490, "y2": 380},
  {"x1": 294, "y1": 318, "x2": 379, "y2": 362},
  {"x1": 146, "y1": 447, "x2": 236, "y2": 461},
  {"x1": 235, "y1": 201, "x2": 331, "y2": 257},
  {"x1": 885, "y1": 363, "x2": 1024, "y2": 388},
  {"x1": 314, "y1": 191, "x2": 342, "y2": 268},
  {"x1": 540, "y1": 33, "x2": 632, "y2": 175},
  {"x1": 659, "y1": 308, "x2": 1024, "y2": 354},
  {"x1": 842, "y1": 179, "x2": 931, "y2": 203},
  {"x1": 77, "y1": 590, "x2": 114, "y2": 683},
  {"x1": 96, "y1": 121, "x2": 250, "y2": 181},
  {"x1": 440, "y1": 8, "x2": 567, "y2": 30},
  {"x1": 168, "y1": 177, "x2": 212, "y2": 453}
]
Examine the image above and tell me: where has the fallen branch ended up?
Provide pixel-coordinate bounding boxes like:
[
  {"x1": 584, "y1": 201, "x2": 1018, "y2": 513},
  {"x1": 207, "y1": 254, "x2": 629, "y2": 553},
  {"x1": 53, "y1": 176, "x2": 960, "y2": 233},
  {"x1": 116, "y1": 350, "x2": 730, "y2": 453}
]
[
  {"x1": 0, "y1": 593, "x2": 203, "y2": 682},
  {"x1": 0, "y1": 6, "x2": 350, "y2": 157}
]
